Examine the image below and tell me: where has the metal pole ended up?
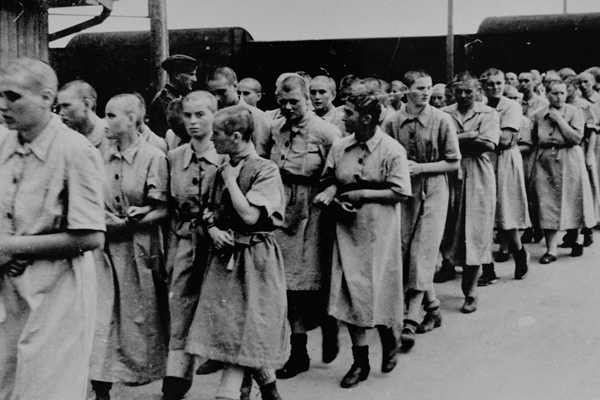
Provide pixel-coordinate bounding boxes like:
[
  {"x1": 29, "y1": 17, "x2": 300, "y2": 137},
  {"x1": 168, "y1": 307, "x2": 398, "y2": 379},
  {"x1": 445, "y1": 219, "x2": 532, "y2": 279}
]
[
  {"x1": 149, "y1": 0, "x2": 168, "y2": 94},
  {"x1": 563, "y1": 0, "x2": 567, "y2": 13},
  {"x1": 446, "y1": 0, "x2": 454, "y2": 82}
]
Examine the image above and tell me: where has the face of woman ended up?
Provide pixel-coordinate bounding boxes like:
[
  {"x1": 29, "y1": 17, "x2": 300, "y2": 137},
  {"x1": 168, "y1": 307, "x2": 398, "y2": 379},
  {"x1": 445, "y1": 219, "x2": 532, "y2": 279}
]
[
  {"x1": 183, "y1": 99, "x2": 214, "y2": 140},
  {"x1": 547, "y1": 83, "x2": 567, "y2": 109},
  {"x1": 484, "y1": 74, "x2": 505, "y2": 99},
  {"x1": 407, "y1": 77, "x2": 432, "y2": 107}
]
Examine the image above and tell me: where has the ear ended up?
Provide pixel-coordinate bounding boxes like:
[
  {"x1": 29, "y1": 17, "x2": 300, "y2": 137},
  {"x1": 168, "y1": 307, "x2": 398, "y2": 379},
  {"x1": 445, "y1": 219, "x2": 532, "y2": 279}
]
[
  {"x1": 360, "y1": 114, "x2": 373, "y2": 126},
  {"x1": 83, "y1": 98, "x2": 93, "y2": 110},
  {"x1": 127, "y1": 112, "x2": 137, "y2": 125},
  {"x1": 256, "y1": 92, "x2": 262, "y2": 101},
  {"x1": 232, "y1": 130, "x2": 242, "y2": 142},
  {"x1": 331, "y1": 90, "x2": 337, "y2": 100},
  {"x1": 41, "y1": 88, "x2": 55, "y2": 107}
]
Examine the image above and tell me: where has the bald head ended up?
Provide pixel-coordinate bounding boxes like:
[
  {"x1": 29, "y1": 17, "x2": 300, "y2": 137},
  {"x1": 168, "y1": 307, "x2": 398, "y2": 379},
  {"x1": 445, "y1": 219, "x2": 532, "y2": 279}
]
[
  {"x1": 105, "y1": 93, "x2": 141, "y2": 138},
  {"x1": 238, "y1": 77, "x2": 262, "y2": 107},
  {"x1": 0, "y1": 58, "x2": 58, "y2": 137}
]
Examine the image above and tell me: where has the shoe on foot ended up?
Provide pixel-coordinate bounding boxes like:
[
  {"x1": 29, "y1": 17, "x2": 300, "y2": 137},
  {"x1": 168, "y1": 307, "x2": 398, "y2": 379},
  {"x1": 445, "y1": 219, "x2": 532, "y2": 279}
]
[
  {"x1": 478, "y1": 263, "x2": 498, "y2": 286},
  {"x1": 514, "y1": 247, "x2": 530, "y2": 280},
  {"x1": 400, "y1": 321, "x2": 417, "y2": 351},
  {"x1": 433, "y1": 261, "x2": 456, "y2": 283},
  {"x1": 493, "y1": 250, "x2": 510, "y2": 263},
  {"x1": 533, "y1": 229, "x2": 544, "y2": 243},
  {"x1": 539, "y1": 253, "x2": 557, "y2": 264},
  {"x1": 340, "y1": 346, "x2": 370, "y2": 388},
  {"x1": 583, "y1": 230, "x2": 594, "y2": 247},
  {"x1": 195, "y1": 359, "x2": 224, "y2": 375},
  {"x1": 276, "y1": 334, "x2": 310, "y2": 379},
  {"x1": 570, "y1": 243, "x2": 584, "y2": 257},
  {"x1": 460, "y1": 296, "x2": 478, "y2": 313},
  {"x1": 521, "y1": 228, "x2": 533, "y2": 244},
  {"x1": 321, "y1": 316, "x2": 339, "y2": 364},
  {"x1": 416, "y1": 311, "x2": 442, "y2": 334}
]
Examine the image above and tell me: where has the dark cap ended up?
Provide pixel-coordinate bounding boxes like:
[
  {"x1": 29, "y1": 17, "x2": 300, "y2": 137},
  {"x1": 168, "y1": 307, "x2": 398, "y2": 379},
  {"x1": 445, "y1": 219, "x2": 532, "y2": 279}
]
[{"x1": 161, "y1": 54, "x2": 198, "y2": 73}]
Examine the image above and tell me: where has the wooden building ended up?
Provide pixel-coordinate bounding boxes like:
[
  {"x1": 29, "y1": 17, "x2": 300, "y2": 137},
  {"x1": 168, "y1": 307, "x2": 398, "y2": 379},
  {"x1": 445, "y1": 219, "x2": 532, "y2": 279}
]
[{"x1": 0, "y1": 0, "x2": 115, "y2": 68}]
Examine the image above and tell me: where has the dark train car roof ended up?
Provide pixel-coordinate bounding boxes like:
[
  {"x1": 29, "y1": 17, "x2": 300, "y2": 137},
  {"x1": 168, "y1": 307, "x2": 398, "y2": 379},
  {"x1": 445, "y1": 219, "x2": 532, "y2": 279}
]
[
  {"x1": 478, "y1": 12, "x2": 600, "y2": 34},
  {"x1": 65, "y1": 26, "x2": 253, "y2": 49}
]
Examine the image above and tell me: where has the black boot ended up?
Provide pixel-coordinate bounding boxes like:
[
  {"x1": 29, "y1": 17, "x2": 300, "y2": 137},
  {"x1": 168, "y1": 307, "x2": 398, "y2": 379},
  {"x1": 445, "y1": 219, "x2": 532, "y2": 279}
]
[
  {"x1": 321, "y1": 316, "x2": 339, "y2": 364},
  {"x1": 260, "y1": 381, "x2": 283, "y2": 400},
  {"x1": 340, "y1": 345, "x2": 370, "y2": 388},
  {"x1": 161, "y1": 376, "x2": 192, "y2": 400},
  {"x1": 276, "y1": 334, "x2": 309, "y2": 379},
  {"x1": 90, "y1": 381, "x2": 112, "y2": 400},
  {"x1": 433, "y1": 259, "x2": 456, "y2": 283},
  {"x1": 583, "y1": 228, "x2": 594, "y2": 247},
  {"x1": 417, "y1": 307, "x2": 442, "y2": 334},
  {"x1": 514, "y1": 247, "x2": 529, "y2": 280},
  {"x1": 478, "y1": 263, "x2": 498, "y2": 286},
  {"x1": 377, "y1": 326, "x2": 399, "y2": 373}
]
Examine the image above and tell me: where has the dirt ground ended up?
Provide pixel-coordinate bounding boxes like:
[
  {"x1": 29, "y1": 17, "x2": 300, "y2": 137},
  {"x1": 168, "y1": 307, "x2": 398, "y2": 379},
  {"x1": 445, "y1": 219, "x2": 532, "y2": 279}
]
[{"x1": 111, "y1": 235, "x2": 600, "y2": 400}]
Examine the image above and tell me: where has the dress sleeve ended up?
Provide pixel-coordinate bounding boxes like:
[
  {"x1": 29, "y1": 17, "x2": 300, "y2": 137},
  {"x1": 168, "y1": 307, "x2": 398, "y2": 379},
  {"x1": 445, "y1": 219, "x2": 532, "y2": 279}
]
[
  {"x1": 319, "y1": 141, "x2": 339, "y2": 189},
  {"x1": 517, "y1": 117, "x2": 534, "y2": 146},
  {"x1": 385, "y1": 143, "x2": 412, "y2": 197},
  {"x1": 478, "y1": 109, "x2": 501, "y2": 146},
  {"x1": 439, "y1": 112, "x2": 461, "y2": 161},
  {"x1": 501, "y1": 101, "x2": 523, "y2": 131},
  {"x1": 147, "y1": 151, "x2": 169, "y2": 203},
  {"x1": 66, "y1": 144, "x2": 106, "y2": 231},
  {"x1": 246, "y1": 161, "x2": 285, "y2": 223}
]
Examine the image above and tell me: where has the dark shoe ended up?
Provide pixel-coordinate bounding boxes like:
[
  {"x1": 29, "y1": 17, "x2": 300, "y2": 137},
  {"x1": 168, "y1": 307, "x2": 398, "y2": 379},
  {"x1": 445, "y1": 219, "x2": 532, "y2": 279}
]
[
  {"x1": 570, "y1": 243, "x2": 584, "y2": 257},
  {"x1": 460, "y1": 296, "x2": 478, "y2": 313},
  {"x1": 433, "y1": 260, "x2": 456, "y2": 283},
  {"x1": 276, "y1": 334, "x2": 309, "y2": 379},
  {"x1": 321, "y1": 316, "x2": 339, "y2": 364},
  {"x1": 260, "y1": 381, "x2": 283, "y2": 400},
  {"x1": 539, "y1": 253, "x2": 557, "y2": 264},
  {"x1": 494, "y1": 250, "x2": 510, "y2": 263},
  {"x1": 478, "y1": 263, "x2": 498, "y2": 286},
  {"x1": 416, "y1": 311, "x2": 442, "y2": 334},
  {"x1": 400, "y1": 319, "x2": 418, "y2": 351},
  {"x1": 583, "y1": 229, "x2": 594, "y2": 247},
  {"x1": 90, "y1": 381, "x2": 112, "y2": 400},
  {"x1": 514, "y1": 247, "x2": 529, "y2": 280},
  {"x1": 377, "y1": 326, "x2": 398, "y2": 373},
  {"x1": 195, "y1": 359, "x2": 224, "y2": 375},
  {"x1": 521, "y1": 228, "x2": 533, "y2": 244},
  {"x1": 560, "y1": 229, "x2": 578, "y2": 248},
  {"x1": 161, "y1": 376, "x2": 192, "y2": 400},
  {"x1": 340, "y1": 346, "x2": 370, "y2": 388}
]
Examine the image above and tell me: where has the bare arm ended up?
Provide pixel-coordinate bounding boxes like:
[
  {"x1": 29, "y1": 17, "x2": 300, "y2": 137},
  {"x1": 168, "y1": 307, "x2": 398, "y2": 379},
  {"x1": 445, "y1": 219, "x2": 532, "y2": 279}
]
[
  {"x1": 408, "y1": 159, "x2": 460, "y2": 176},
  {"x1": 223, "y1": 164, "x2": 261, "y2": 225},
  {"x1": 0, "y1": 230, "x2": 104, "y2": 262},
  {"x1": 340, "y1": 188, "x2": 407, "y2": 205}
]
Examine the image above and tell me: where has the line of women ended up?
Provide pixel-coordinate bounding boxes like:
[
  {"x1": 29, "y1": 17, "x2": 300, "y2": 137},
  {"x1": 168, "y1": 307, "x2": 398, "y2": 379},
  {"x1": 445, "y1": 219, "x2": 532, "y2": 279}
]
[{"x1": 87, "y1": 66, "x2": 599, "y2": 400}]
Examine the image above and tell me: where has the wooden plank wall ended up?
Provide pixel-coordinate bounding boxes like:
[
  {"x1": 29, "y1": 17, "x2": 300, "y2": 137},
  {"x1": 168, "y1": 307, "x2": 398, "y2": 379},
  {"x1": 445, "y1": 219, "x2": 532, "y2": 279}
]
[{"x1": 0, "y1": 2, "x2": 48, "y2": 68}]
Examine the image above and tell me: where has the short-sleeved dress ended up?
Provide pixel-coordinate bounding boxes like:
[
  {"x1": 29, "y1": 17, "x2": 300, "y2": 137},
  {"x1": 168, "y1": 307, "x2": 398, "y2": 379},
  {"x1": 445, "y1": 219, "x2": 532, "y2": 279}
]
[
  {"x1": 521, "y1": 94, "x2": 550, "y2": 183},
  {"x1": 321, "y1": 105, "x2": 347, "y2": 136},
  {"x1": 186, "y1": 152, "x2": 289, "y2": 369},
  {"x1": 531, "y1": 105, "x2": 596, "y2": 230},
  {"x1": 0, "y1": 115, "x2": 105, "y2": 400},
  {"x1": 491, "y1": 97, "x2": 531, "y2": 230},
  {"x1": 386, "y1": 104, "x2": 461, "y2": 291},
  {"x1": 264, "y1": 113, "x2": 341, "y2": 294},
  {"x1": 166, "y1": 143, "x2": 225, "y2": 352},
  {"x1": 442, "y1": 102, "x2": 500, "y2": 266},
  {"x1": 570, "y1": 96, "x2": 600, "y2": 222},
  {"x1": 322, "y1": 128, "x2": 411, "y2": 328},
  {"x1": 90, "y1": 136, "x2": 170, "y2": 384}
]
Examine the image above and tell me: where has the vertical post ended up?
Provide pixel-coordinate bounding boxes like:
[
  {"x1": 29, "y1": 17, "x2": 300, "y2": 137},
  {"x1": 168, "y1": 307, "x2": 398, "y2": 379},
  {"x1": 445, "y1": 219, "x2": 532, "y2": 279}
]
[
  {"x1": 149, "y1": 0, "x2": 168, "y2": 94},
  {"x1": 446, "y1": 0, "x2": 454, "y2": 82},
  {"x1": 563, "y1": 0, "x2": 567, "y2": 13}
]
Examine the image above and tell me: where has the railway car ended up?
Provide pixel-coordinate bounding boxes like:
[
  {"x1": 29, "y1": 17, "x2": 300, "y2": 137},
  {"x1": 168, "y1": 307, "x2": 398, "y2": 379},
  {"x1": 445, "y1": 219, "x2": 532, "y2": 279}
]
[{"x1": 50, "y1": 12, "x2": 600, "y2": 114}]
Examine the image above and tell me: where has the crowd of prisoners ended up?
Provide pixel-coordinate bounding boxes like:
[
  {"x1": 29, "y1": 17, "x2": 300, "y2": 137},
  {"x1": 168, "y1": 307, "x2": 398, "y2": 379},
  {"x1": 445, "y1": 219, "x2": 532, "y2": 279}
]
[{"x1": 1, "y1": 54, "x2": 600, "y2": 400}]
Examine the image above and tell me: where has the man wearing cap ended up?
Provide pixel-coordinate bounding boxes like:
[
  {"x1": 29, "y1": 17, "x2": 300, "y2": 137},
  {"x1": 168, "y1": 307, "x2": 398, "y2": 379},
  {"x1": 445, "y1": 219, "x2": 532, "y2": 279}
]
[{"x1": 149, "y1": 54, "x2": 198, "y2": 138}]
